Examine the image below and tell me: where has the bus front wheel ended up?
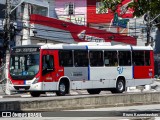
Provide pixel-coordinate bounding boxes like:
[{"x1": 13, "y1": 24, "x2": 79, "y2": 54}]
[
  {"x1": 30, "y1": 92, "x2": 41, "y2": 97},
  {"x1": 111, "y1": 79, "x2": 125, "y2": 93},
  {"x1": 56, "y1": 82, "x2": 67, "y2": 96},
  {"x1": 87, "y1": 89, "x2": 101, "y2": 94}
]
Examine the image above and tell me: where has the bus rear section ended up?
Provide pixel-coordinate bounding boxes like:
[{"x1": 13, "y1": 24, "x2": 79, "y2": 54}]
[{"x1": 132, "y1": 46, "x2": 154, "y2": 86}]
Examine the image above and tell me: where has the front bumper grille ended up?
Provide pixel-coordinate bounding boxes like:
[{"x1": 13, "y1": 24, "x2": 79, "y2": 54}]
[{"x1": 14, "y1": 86, "x2": 30, "y2": 90}]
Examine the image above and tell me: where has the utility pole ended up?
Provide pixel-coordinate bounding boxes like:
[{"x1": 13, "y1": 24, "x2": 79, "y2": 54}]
[
  {"x1": 145, "y1": 0, "x2": 152, "y2": 46},
  {"x1": 4, "y1": 0, "x2": 11, "y2": 51},
  {"x1": 4, "y1": 0, "x2": 12, "y2": 95},
  {"x1": 146, "y1": 11, "x2": 151, "y2": 46}
]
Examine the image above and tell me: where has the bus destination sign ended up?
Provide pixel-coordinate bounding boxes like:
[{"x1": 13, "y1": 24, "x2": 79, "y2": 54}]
[{"x1": 12, "y1": 47, "x2": 40, "y2": 53}]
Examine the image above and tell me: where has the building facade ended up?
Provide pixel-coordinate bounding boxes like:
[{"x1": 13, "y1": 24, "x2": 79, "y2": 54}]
[
  {"x1": 1, "y1": 0, "x2": 157, "y2": 46},
  {"x1": 0, "y1": 0, "x2": 160, "y2": 75},
  {"x1": 55, "y1": 0, "x2": 87, "y2": 26},
  {"x1": 8, "y1": 0, "x2": 136, "y2": 46},
  {"x1": 0, "y1": 0, "x2": 138, "y2": 46}
]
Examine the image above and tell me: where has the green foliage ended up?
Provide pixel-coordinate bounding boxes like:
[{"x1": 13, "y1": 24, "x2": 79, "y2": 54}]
[
  {"x1": 101, "y1": 0, "x2": 160, "y2": 27},
  {"x1": 127, "y1": 0, "x2": 160, "y2": 17},
  {"x1": 101, "y1": 0, "x2": 122, "y2": 12}
]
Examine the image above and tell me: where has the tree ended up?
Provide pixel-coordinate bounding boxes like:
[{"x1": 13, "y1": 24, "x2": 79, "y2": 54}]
[
  {"x1": 101, "y1": 0, "x2": 160, "y2": 28},
  {"x1": 100, "y1": 0, "x2": 122, "y2": 13}
]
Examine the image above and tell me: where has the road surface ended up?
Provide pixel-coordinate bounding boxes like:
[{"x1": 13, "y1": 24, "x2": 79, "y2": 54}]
[{"x1": 1, "y1": 104, "x2": 160, "y2": 120}]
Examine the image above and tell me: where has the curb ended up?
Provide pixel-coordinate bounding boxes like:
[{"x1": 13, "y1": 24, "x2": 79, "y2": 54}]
[{"x1": 1, "y1": 92, "x2": 160, "y2": 112}]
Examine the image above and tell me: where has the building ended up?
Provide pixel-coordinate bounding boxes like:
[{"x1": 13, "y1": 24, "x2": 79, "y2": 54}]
[
  {"x1": 55, "y1": 0, "x2": 87, "y2": 26},
  {"x1": 2, "y1": 0, "x2": 136, "y2": 45},
  {"x1": 0, "y1": 0, "x2": 157, "y2": 48},
  {"x1": 31, "y1": 0, "x2": 154, "y2": 46},
  {"x1": 8, "y1": 0, "x2": 136, "y2": 46},
  {"x1": 0, "y1": 0, "x2": 160, "y2": 75}
]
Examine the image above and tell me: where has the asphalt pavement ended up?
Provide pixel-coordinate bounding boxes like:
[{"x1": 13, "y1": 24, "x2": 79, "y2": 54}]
[
  {"x1": 1, "y1": 81, "x2": 160, "y2": 120},
  {"x1": 2, "y1": 104, "x2": 160, "y2": 120}
]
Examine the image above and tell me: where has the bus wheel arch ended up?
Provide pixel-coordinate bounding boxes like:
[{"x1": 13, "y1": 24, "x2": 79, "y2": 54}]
[
  {"x1": 87, "y1": 89, "x2": 101, "y2": 94},
  {"x1": 30, "y1": 91, "x2": 41, "y2": 97},
  {"x1": 111, "y1": 76, "x2": 126, "y2": 93},
  {"x1": 56, "y1": 77, "x2": 70, "y2": 96}
]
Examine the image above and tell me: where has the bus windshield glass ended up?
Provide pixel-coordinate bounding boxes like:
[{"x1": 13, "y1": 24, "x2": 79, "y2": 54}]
[{"x1": 10, "y1": 47, "x2": 40, "y2": 79}]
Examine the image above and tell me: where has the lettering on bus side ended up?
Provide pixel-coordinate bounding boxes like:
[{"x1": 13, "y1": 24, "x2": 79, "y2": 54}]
[{"x1": 71, "y1": 72, "x2": 83, "y2": 76}]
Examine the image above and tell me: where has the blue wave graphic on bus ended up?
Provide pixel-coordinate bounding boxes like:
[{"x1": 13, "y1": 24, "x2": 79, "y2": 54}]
[{"x1": 117, "y1": 67, "x2": 124, "y2": 74}]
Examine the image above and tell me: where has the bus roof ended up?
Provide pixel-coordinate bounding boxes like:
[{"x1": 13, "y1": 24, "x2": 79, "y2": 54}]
[
  {"x1": 132, "y1": 46, "x2": 153, "y2": 50},
  {"x1": 40, "y1": 43, "x2": 153, "y2": 51}
]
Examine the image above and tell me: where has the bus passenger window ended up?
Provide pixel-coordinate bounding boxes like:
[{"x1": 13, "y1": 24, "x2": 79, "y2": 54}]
[
  {"x1": 104, "y1": 51, "x2": 118, "y2": 66},
  {"x1": 89, "y1": 51, "x2": 103, "y2": 67},
  {"x1": 74, "y1": 50, "x2": 88, "y2": 67},
  {"x1": 145, "y1": 51, "x2": 150, "y2": 66},
  {"x1": 119, "y1": 51, "x2": 131, "y2": 66},
  {"x1": 59, "y1": 50, "x2": 73, "y2": 67},
  {"x1": 132, "y1": 51, "x2": 144, "y2": 66}
]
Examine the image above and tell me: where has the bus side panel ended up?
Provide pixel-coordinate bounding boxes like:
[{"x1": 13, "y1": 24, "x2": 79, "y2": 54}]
[
  {"x1": 134, "y1": 51, "x2": 154, "y2": 79},
  {"x1": 64, "y1": 67, "x2": 88, "y2": 89},
  {"x1": 134, "y1": 66, "x2": 153, "y2": 79},
  {"x1": 54, "y1": 50, "x2": 65, "y2": 82},
  {"x1": 64, "y1": 67, "x2": 88, "y2": 81},
  {"x1": 150, "y1": 50, "x2": 155, "y2": 77},
  {"x1": 90, "y1": 66, "x2": 133, "y2": 88}
]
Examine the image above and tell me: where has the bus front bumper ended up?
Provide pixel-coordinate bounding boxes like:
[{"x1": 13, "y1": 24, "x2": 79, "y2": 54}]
[{"x1": 9, "y1": 83, "x2": 42, "y2": 92}]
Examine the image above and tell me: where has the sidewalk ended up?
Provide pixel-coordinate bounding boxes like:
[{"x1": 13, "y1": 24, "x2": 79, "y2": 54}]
[{"x1": 0, "y1": 84, "x2": 5, "y2": 95}]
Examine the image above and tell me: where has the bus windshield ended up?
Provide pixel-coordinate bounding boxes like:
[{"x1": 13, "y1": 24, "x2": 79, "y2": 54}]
[{"x1": 9, "y1": 53, "x2": 40, "y2": 80}]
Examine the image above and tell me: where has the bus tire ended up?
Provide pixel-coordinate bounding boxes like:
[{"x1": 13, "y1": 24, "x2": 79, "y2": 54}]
[
  {"x1": 56, "y1": 81, "x2": 67, "y2": 96},
  {"x1": 30, "y1": 92, "x2": 41, "y2": 97},
  {"x1": 87, "y1": 89, "x2": 101, "y2": 94},
  {"x1": 111, "y1": 79, "x2": 125, "y2": 93}
]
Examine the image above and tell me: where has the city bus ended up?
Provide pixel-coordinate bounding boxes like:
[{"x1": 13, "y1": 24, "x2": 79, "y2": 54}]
[{"x1": 8, "y1": 43, "x2": 154, "y2": 97}]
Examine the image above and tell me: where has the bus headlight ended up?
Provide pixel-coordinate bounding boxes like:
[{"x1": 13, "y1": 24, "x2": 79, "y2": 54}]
[{"x1": 32, "y1": 77, "x2": 39, "y2": 84}]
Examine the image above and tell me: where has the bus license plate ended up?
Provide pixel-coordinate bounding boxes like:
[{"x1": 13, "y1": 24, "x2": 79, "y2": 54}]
[{"x1": 19, "y1": 88, "x2": 25, "y2": 90}]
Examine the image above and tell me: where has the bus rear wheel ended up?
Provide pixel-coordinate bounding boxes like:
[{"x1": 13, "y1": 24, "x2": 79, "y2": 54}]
[
  {"x1": 56, "y1": 82, "x2": 67, "y2": 96},
  {"x1": 30, "y1": 92, "x2": 41, "y2": 97},
  {"x1": 111, "y1": 79, "x2": 125, "y2": 93},
  {"x1": 87, "y1": 89, "x2": 101, "y2": 94}
]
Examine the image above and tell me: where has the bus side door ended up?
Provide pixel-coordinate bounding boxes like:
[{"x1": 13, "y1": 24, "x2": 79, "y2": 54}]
[{"x1": 41, "y1": 50, "x2": 64, "y2": 91}]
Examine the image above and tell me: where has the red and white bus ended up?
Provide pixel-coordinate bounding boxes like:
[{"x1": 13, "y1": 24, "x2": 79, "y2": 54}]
[{"x1": 8, "y1": 43, "x2": 154, "y2": 97}]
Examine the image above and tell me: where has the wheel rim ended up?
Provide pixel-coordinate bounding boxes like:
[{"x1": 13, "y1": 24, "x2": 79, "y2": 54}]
[
  {"x1": 118, "y1": 81, "x2": 124, "y2": 91},
  {"x1": 60, "y1": 83, "x2": 65, "y2": 92}
]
